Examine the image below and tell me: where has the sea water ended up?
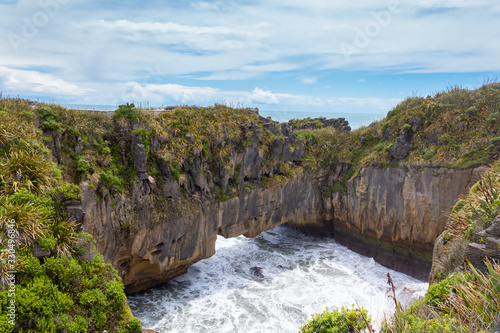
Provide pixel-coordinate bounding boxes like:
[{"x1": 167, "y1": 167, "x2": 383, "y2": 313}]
[{"x1": 128, "y1": 226, "x2": 427, "y2": 333}]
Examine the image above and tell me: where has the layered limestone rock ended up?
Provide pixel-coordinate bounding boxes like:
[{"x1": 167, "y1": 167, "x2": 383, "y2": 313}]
[
  {"x1": 326, "y1": 166, "x2": 488, "y2": 280},
  {"x1": 81, "y1": 169, "x2": 323, "y2": 293}
]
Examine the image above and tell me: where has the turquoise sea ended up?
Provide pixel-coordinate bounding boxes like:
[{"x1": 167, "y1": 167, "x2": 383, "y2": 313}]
[{"x1": 61, "y1": 104, "x2": 386, "y2": 129}]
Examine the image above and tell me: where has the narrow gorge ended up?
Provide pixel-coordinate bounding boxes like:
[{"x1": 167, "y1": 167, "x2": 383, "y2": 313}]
[{"x1": 51, "y1": 100, "x2": 495, "y2": 293}]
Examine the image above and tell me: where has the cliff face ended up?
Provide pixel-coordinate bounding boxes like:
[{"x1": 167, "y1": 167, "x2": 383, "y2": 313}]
[
  {"x1": 79, "y1": 159, "x2": 485, "y2": 291},
  {"x1": 81, "y1": 169, "x2": 324, "y2": 293},
  {"x1": 324, "y1": 166, "x2": 487, "y2": 279}
]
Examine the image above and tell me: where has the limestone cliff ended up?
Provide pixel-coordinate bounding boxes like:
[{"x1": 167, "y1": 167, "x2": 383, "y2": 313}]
[
  {"x1": 81, "y1": 169, "x2": 324, "y2": 293},
  {"x1": 78, "y1": 146, "x2": 485, "y2": 291},
  {"x1": 322, "y1": 166, "x2": 487, "y2": 279}
]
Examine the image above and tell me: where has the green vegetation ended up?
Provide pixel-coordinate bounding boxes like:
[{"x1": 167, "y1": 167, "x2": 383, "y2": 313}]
[
  {"x1": 299, "y1": 306, "x2": 372, "y2": 333},
  {"x1": 0, "y1": 99, "x2": 141, "y2": 332},
  {"x1": 38, "y1": 106, "x2": 63, "y2": 132},
  {"x1": 149, "y1": 104, "x2": 259, "y2": 166},
  {"x1": 296, "y1": 83, "x2": 500, "y2": 190},
  {"x1": 99, "y1": 170, "x2": 123, "y2": 190},
  {"x1": 76, "y1": 156, "x2": 90, "y2": 175},
  {"x1": 446, "y1": 160, "x2": 499, "y2": 241},
  {"x1": 113, "y1": 103, "x2": 139, "y2": 121},
  {"x1": 382, "y1": 260, "x2": 500, "y2": 332}
]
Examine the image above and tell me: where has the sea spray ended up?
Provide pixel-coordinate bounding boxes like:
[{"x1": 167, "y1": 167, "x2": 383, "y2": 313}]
[{"x1": 128, "y1": 225, "x2": 427, "y2": 333}]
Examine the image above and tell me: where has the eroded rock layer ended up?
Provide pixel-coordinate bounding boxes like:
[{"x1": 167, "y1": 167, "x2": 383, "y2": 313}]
[
  {"x1": 325, "y1": 166, "x2": 487, "y2": 279},
  {"x1": 82, "y1": 170, "x2": 324, "y2": 293}
]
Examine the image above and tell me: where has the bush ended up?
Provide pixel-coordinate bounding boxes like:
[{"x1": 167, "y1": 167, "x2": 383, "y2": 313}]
[
  {"x1": 39, "y1": 107, "x2": 63, "y2": 132},
  {"x1": 99, "y1": 171, "x2": 122, "y2": 189},
  {"x1": 171, "y1": 160, "x2": 182, "y2": 180},
  {"x1": 465, "y1": 106, "x2": 478, "y2": 116},
  {"x1": 67, "y1": 127, "x2": 81, "y2": 136},
  {"x1": 76, "y1": 157, "x2": 90, "y2": 174},
  {"x1": 0, "y1": 149, "x2": 57, "y2": 194},
  {"x1": 42, "y1": 119, "x2": 63, "y2": 132},
  {"x1": 105, "y1": 280, "x2": 126, "y2": 308},
  {"x1": 39, "y1": 106, "x2": 60, "y2": 122},
  {"x1": 43, "y1": 256, "x2": 82, "y2": 292},
  {"x1": 51, "y1": 182, "x2": 83, "y2": 201},
  {"x1": 423, "y1": 150, "x2": 435, "y2": 160},
  {"x1": 299, "y1": 306, "x2": 371, "y2": 333},
  {"x1": 127, "y1": 318, "x2": 142, "y2": 332},
  {"x1": 113, "y1": 103, "x2": 138, "y2": 121}
]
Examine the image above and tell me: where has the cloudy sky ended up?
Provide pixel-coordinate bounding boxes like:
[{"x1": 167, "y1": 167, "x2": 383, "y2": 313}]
[{"x1": 0, "y1": 0, "x2": 499, "y2": 116}]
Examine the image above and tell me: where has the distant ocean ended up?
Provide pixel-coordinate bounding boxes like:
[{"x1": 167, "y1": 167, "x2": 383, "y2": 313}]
[
  {"x1": 61, "y1": 104, "x2": 118, "y2": 111},
  {"x1": 60, "y1": 104, "x2": 386, "y2": 130},
  {"x1": 258, "y1": 110, "x2": 386, "y2": 129}
]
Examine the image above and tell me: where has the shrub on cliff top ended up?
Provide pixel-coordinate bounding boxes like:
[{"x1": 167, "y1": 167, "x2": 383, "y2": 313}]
[{"x1": 113, "y1": 102, "x2": 139, "y2": 121}]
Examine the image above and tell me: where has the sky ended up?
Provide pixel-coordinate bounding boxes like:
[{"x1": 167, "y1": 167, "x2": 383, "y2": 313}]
[{"x1": 0, "y1": 0, "x2": 500, "y2": 116}]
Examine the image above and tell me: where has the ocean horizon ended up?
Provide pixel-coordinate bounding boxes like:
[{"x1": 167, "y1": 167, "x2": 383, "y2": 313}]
[{"x1": 60, "y1": 104, "x2": 386, "y2": 129}]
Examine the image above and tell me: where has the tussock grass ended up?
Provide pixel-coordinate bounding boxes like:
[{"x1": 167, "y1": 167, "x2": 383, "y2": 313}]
[
  {"x1": 382, "y1": 260, "x2": 500, "y2": 333},
  {"x1": 300, "y1": 83, "x2": 500, "y2": 171},
  {"x1": 447, "y1": 160, "x2": 500, "y2": 240}
]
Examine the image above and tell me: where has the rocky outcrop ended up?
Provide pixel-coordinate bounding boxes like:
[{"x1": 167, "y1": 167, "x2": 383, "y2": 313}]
[
  {"x1": 430, "y1": 214, "x2": 500, "y2": 283},
  {"x1": 324, "y1": 166, "x2": 488, "y2": 280},
  {"x1": 464, "y1": 215, "x2": 500, "y2": 271},
  {"x1": 286, "y1": 117, "x2": 351, "y2": 132}
]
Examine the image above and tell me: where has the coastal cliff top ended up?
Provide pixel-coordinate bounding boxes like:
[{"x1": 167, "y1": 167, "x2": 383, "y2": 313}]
[{"x1": 298, "y1": 83, "x2": 500, "y2": 170}]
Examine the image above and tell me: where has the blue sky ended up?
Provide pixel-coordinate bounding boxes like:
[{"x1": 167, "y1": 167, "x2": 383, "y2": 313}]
[{"x1": 0, "y1": 0, "x2": 499, "y2": 116}]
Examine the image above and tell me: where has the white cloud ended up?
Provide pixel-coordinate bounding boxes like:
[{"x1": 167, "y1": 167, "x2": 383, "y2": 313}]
[
  {"x1": 0, "y1": 0, "x2": 498, "y2": 110},
  {"x1": 0, "y1": 66, "x2": 95, "y2": 97},
  {"x1": 248, "y1": 87, "x2": 281, "y2": 105},
  {"x1": 123, "y1": 82, "x2": 221, "y2": 104},
  {"x1": 301, "y1": 77, "x2": 317, "y2": 84},
  {"x1": 82, "y1": 19, "x2": 268, "y2": 51}
]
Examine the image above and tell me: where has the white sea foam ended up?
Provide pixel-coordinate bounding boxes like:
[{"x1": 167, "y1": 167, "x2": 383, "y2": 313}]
[{"x1": 128, "y1": 226, "x2": 428, "y2": 333}]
